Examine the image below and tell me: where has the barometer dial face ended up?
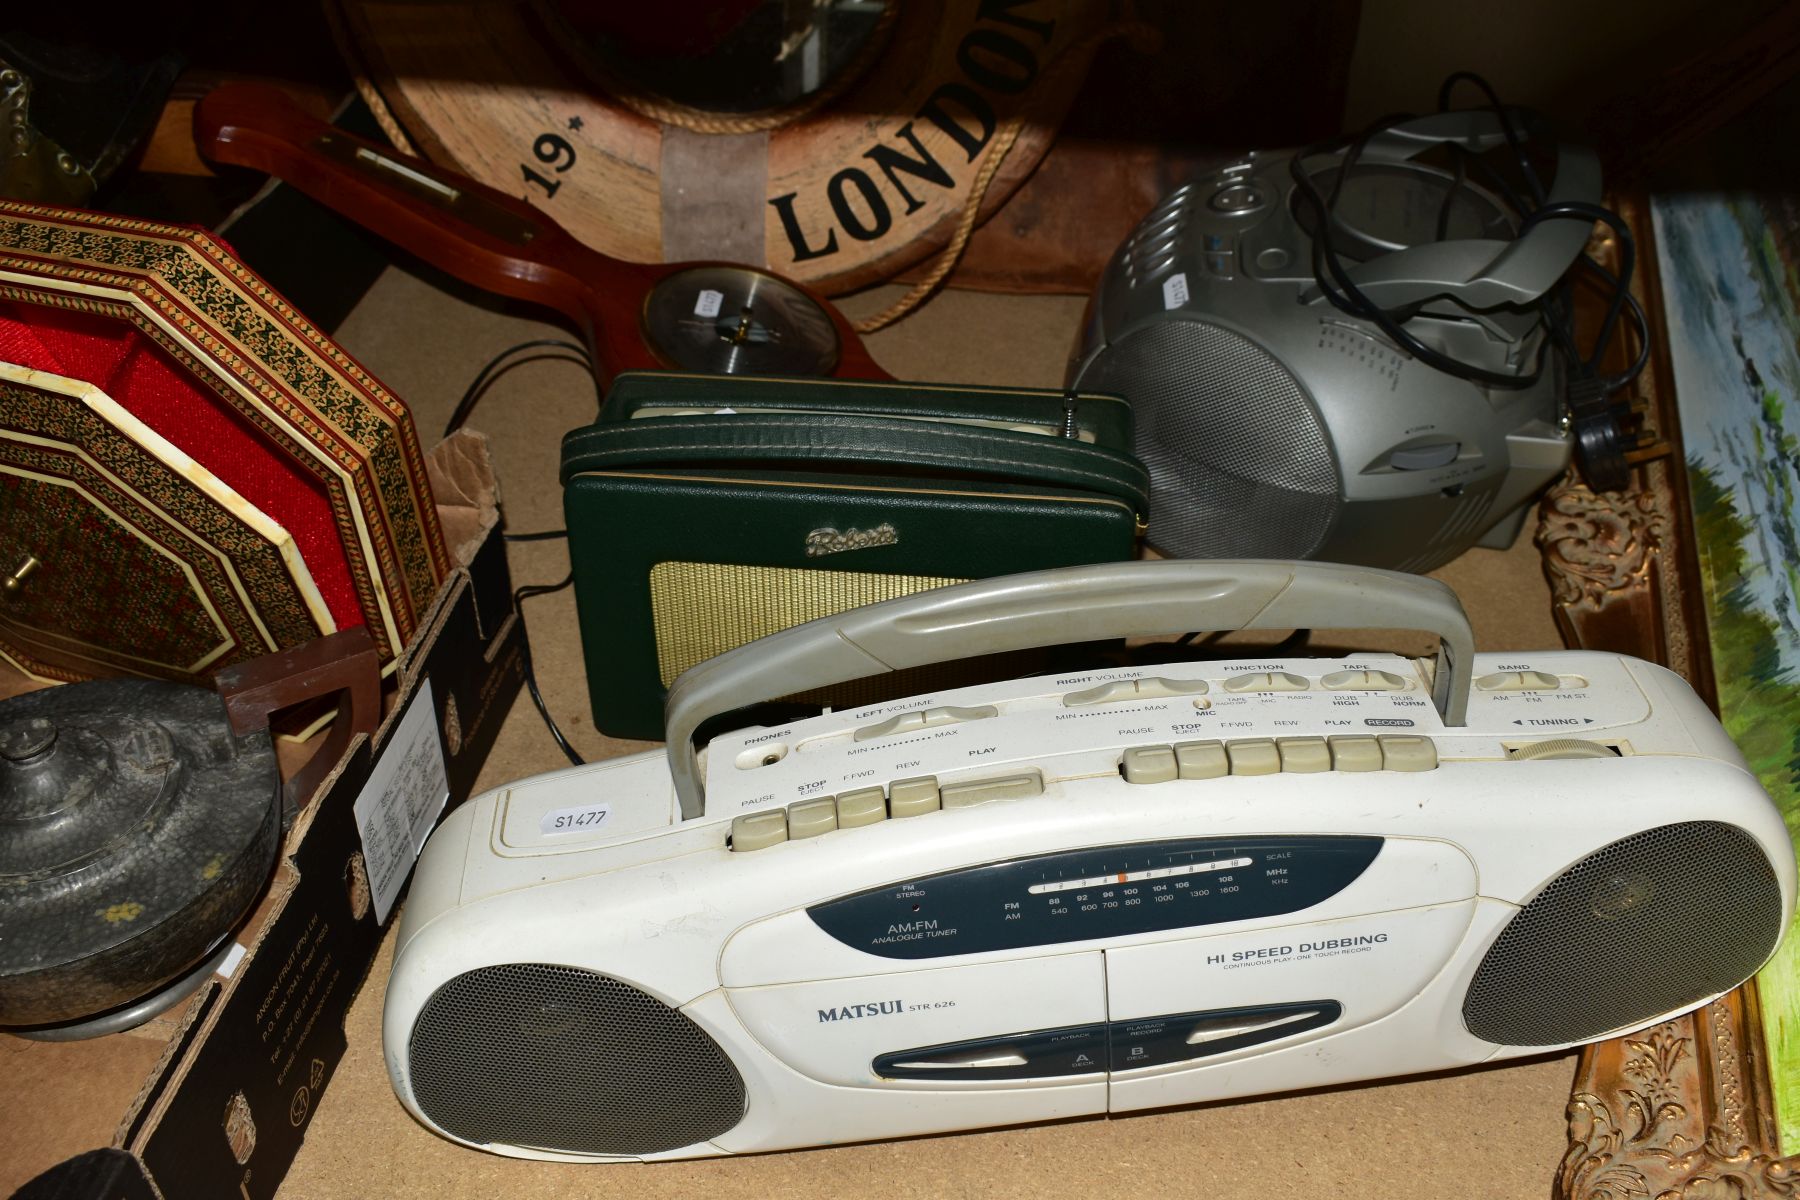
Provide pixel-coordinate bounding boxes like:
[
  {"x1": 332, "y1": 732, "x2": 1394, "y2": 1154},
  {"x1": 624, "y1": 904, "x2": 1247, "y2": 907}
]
[{"x1": 641, "y1": 265, "x2": 841, "y2": 375}]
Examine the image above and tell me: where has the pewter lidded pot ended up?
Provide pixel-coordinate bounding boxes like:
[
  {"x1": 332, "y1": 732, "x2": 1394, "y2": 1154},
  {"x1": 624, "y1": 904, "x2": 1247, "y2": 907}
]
[{"x1": 0, "y1": 679, "x2": 278, "y2": 1037}]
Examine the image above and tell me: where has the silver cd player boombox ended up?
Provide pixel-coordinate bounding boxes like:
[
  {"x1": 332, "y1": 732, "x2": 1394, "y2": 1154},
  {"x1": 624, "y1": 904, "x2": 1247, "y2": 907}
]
[
  {"x1": 384, "y1": 562, "x2": 1795, "y2": 1161},
  {"x1": 1069, "y1": 111, "x2": 1597, "y2": 572}
]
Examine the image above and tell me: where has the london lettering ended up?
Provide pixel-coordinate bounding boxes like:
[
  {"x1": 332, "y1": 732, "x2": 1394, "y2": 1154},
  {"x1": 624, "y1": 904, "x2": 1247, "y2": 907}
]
[{"x1": 769, "y1": 0, "x2": 1057, "y2": 263}]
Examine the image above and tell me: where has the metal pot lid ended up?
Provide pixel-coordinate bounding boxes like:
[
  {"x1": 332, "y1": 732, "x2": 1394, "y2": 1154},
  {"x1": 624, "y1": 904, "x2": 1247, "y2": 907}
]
[{"x1": 0, "y1": 679, "x2": 278, "y2": 1028}]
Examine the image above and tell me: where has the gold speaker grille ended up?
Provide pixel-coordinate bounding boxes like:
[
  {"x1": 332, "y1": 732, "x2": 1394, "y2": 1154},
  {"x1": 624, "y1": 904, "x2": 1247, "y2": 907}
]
[{"x1": 649, "y1": 561, "x2": 967, "y2": 686}]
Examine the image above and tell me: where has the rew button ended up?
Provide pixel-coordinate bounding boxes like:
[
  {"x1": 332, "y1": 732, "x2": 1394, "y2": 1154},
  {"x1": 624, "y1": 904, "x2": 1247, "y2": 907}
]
[{"x1": 889, "y1": 776, "x2": 942, "y2": 818}]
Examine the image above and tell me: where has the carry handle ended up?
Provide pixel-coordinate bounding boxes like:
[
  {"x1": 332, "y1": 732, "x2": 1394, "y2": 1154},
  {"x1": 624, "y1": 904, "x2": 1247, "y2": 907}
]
[
  {"x1": 1299, "y1": 109, "x2": 1602, "y2": 311},
  {"x1": 558, "y1": 414, "x2": 1150, "y2": 514},
  {"x1": 664, "y1": 560, "x2": 1475, "y2": 820}
]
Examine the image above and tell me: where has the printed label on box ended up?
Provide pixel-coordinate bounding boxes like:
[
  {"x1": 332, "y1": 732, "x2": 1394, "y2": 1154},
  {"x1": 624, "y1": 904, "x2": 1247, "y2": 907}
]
[{"x1": 353, "y1": 678, "x2": 450, "y2": 924}]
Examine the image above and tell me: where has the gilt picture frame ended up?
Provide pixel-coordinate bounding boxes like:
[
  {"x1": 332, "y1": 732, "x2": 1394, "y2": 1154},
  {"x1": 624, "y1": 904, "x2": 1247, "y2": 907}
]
[{"x1": 1539, "y1": 182, "x2": 1800, "y2": 1197}]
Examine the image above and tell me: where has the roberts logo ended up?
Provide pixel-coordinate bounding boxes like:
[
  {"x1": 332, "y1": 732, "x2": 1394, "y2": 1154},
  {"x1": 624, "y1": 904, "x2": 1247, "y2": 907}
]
[
  {"x1": 818, "y1": 999, "x2": 904, "y2": 1023},
  {"x1": 805, "y1": 523, "x2": 898, "y2": 557}
]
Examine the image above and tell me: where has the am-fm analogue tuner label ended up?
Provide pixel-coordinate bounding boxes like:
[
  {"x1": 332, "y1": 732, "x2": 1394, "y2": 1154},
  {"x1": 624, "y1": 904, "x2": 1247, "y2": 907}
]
[{"x1": 807, "y1": 837, "x2": 1382, "y2": 958}]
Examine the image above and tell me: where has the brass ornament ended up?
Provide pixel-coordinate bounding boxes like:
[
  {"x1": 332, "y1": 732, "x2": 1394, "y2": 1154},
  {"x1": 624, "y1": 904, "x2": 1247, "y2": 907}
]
[
  {"x1": 1535, "y1": 478, "x2": 1669, "y2": 610},
  {"x1": 1559, "y1": 1000, "x2": 1799, "y2": 1199}
]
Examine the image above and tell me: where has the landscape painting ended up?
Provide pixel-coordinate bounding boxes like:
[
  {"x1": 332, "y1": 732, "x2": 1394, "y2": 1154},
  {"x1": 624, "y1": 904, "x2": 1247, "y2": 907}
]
[{"x1": 1653, "y1": 176, "x2": 1800, "y2": 1149}]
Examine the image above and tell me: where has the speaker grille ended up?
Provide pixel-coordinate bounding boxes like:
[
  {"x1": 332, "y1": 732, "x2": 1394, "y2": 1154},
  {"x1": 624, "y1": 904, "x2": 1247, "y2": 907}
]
[
  {"x1": 407, "y1": 964, "x2": 746, "y2": 1156},
  {"x1": 649, "y1": 561, "x2": 964, "y2": 686},
  {"x1": 1081, "y1": 321, "x2": 1339, "y2": 559},
  {"x1": 1463, "y1": 821, "x2": 1784, "y2": 1047}
]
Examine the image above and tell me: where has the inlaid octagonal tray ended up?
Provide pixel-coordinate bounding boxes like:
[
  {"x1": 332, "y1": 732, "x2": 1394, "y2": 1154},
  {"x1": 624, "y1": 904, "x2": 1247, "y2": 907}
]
[
  {"x1": 0, "y1": 363, "x2": 333, "y2": 683},
  {"x1": 0, "y1": 201, "x2": 448, "y2": 676}
]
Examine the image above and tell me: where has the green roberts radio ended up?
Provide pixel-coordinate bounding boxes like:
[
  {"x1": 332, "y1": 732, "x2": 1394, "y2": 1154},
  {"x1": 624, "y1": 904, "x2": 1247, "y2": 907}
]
[{"x1": 560, "y1": 373, "x2": 1150, "y2": 740}]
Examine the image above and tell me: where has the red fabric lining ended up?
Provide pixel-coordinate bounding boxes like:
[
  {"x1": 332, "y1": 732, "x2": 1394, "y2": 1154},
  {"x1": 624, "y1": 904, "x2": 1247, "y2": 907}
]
[{"x1": 0, "y1": 300, "x2": 363, "y2": 631}]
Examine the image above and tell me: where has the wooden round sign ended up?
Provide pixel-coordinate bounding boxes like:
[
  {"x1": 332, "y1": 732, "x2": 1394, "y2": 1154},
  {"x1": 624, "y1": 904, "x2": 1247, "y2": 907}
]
[{"x1": 333, "y1": 0, "x2": 1099, "y2": 295}]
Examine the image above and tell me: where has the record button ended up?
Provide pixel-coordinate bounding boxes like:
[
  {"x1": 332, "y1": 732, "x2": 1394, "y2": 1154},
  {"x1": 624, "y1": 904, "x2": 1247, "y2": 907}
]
[{"x1": 1379, "y1": 735, "x2": 1438, "y2": 772}]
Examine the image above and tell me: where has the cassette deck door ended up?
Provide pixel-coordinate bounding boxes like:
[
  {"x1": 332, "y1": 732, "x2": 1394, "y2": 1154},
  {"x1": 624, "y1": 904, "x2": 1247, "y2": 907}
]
[{"x1": 724, "y1": 952, "x2": 1107, "y2": 1092}]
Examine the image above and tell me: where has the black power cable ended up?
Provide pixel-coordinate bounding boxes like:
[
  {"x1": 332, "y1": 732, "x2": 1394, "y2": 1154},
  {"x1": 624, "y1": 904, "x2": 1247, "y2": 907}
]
[
  {"x1": 1287, "y1": 73, "x2": 1650, "y2": 475},
  {"x1": 1293, "y1": 121, "x2": 1556, "y2": 390},
  {"x1": 446, "y1": 337, "x2": 599, "y2": 762},
  {"x1": 442, "y1": 337, "x2": 598, "y2": 438},
  {"x1": 514, "y1": 573, "x2": 584, "y2": 766},
  {"x1": 504, "y1": 527, "x2": 569, "y2": 543}
]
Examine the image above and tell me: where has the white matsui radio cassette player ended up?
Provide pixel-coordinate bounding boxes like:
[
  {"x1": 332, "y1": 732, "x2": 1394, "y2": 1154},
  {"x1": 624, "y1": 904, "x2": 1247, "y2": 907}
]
[{"x1": 384, "y1": 561, "x2": 1796, "y2": 1161}]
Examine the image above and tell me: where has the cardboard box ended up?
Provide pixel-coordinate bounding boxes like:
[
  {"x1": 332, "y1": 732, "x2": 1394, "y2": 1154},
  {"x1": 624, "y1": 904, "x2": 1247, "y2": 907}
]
[{"x1": 2, "y1": 432, "x2": 525, "y2": 1200}]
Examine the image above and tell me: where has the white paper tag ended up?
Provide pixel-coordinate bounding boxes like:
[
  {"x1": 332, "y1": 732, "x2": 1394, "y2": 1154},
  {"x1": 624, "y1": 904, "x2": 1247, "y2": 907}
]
[
  {"x1": 539, "y1": 802, "x2": 612, "y2": 837},
  {"x1": 694, "y1": 288, "x2": 725, "y2": 318},
  {"x1": 215, "y1": 942, "x2": 248, "y2": 980},
  {"x1": 1161, "y1": 272, "x2": 1191, "y2": 310},
  {"x1": 352, "y1": 678, "x2": 450, "y2": 924}
]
